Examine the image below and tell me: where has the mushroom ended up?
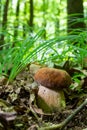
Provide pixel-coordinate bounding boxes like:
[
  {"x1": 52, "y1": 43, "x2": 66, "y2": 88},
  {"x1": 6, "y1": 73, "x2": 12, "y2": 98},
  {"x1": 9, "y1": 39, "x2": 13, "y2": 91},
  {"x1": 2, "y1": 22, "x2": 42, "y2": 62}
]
[{"x1": 34, "y1": 67, "x2": 71, "y2": 113}]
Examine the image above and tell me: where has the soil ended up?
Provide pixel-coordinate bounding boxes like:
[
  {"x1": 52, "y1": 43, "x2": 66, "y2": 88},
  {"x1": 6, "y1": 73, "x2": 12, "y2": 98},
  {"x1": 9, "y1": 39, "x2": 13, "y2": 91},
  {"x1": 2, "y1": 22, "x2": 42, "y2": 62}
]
[{"x1": 0, "y1": 66, "x2": 87, "y2": 130}]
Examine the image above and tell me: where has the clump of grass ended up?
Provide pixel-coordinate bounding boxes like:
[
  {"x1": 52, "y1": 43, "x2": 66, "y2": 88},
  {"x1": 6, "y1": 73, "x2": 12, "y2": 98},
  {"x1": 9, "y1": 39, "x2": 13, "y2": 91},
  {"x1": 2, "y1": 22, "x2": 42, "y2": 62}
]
[{"x1": 0, "y1": 28, "x2": 87, "y2": 82}]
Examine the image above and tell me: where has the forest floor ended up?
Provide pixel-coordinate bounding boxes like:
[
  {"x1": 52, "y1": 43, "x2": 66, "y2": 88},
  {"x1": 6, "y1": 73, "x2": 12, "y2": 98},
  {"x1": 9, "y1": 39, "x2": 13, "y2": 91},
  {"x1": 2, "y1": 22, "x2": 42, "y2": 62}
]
[{"x1": 0, "y1": 64, "x2": 87, "y2": 130}]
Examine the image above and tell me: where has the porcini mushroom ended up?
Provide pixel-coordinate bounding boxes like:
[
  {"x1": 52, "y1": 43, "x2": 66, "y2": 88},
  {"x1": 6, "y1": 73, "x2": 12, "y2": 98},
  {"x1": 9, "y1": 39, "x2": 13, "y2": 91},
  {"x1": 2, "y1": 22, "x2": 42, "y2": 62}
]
[{"x1": 34, "y1": 67, "x2": 71, "y2": 113}]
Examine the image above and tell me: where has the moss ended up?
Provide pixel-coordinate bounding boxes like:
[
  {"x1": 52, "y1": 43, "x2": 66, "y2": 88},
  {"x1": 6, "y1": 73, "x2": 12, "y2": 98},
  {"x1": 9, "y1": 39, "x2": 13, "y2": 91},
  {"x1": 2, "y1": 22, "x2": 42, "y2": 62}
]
[
  {"x1": 36, "y1": 87, "x2": 66, "y2": 113},
  {"x1": 36, "y1": 95, "x2": 53, "y2": 113}
]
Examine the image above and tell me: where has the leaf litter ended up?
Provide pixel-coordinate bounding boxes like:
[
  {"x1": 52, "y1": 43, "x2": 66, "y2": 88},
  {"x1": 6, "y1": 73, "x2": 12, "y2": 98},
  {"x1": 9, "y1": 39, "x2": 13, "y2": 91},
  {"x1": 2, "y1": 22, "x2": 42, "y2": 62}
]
[{"x1": 0, "y1": 65, "x2": 87, "y2": 130}]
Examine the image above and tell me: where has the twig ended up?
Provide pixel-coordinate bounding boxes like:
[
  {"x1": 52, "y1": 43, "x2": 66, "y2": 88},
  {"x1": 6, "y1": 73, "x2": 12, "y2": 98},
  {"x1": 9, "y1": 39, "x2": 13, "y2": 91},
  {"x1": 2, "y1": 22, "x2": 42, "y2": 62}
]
[{"x1": 38, "y1": 98, "x2": 87, "y2": 130}]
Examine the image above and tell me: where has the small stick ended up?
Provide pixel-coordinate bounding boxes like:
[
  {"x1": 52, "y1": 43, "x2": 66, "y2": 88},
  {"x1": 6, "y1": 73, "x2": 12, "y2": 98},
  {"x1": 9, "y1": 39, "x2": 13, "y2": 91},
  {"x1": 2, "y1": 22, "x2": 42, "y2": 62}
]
[{"x1": 38, "y1": 98, "x2": 87, "y2": 130}]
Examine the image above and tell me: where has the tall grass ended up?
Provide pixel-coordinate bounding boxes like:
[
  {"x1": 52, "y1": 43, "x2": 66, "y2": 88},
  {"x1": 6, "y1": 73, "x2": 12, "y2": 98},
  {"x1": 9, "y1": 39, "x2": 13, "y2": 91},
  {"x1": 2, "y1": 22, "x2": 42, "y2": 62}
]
[{"x1": 0, "y1": 28, "x2": 87, "y2": 82}]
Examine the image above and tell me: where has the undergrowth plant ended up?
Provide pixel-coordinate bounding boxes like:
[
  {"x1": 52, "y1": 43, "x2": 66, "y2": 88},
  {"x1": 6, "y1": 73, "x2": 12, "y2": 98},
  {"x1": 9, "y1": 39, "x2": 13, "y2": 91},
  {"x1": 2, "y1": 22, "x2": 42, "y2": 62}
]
[{"x1": 0, "y1": 28, "x2": 87, "y2": 82}]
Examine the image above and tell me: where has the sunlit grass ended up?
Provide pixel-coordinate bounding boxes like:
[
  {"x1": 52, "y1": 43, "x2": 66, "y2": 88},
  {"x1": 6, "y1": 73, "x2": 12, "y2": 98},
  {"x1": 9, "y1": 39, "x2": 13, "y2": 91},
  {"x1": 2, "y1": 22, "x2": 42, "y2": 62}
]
[{"x1": 0, "y1": 28, "x2": 87, "y2": 82}]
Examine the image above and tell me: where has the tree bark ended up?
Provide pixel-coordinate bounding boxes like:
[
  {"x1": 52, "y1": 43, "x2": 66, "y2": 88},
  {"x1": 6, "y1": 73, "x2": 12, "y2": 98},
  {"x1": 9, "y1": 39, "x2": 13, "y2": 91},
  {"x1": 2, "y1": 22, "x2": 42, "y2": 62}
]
[
  {"x1": 28, "y1": 0, "x2": 34, "y2": 32},
  {"x1": 0, "y1": 0, "x2": 9, "y2": 48},
  {"x1": 67, "y1": 0, "x2": 85, "y2": 34},
  {"x1": 23, "y1": 1, "x2": 27, "y2": 37},
  {"x1": 14, "y1": 0, "x2": 20, "y2": 39},
  {"x1": 42, "y1": 0, "x2": 47, "y2": 39}
]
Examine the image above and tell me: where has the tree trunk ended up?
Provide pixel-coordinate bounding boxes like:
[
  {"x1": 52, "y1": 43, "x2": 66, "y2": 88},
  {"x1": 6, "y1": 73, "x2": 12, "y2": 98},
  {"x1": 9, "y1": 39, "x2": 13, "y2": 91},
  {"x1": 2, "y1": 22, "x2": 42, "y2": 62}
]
[
  {"x1": 0, "y1": 0, "x2": 1, "y2": 22},
  {"x1": 28, "y1": 0, "x2": 34, "y2": 32},
  {"x1": 23, "y1": 1, "x2": 27, "y2": 37},
  {"x1": 14, "y1": 0, "x2": 20, "y2": 39},
  {"x1": 67, "y1": 0, "x2": 85, "y2": 34},
  {"x1": 0, "y1": 0, "x2": 9, "y2": 48}
]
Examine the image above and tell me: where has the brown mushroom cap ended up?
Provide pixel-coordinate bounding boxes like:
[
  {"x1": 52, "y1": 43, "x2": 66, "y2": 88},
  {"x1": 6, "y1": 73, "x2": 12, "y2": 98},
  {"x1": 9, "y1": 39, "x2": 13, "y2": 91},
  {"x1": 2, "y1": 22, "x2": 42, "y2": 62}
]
[{"x1": 34, "y1": 67, "x2": 71, "y2": 90}]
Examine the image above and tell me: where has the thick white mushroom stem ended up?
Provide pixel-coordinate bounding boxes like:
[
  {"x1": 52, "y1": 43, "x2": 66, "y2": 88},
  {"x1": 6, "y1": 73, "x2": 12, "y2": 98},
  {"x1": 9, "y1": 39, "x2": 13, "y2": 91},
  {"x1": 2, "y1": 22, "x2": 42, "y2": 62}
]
[{"x1": 37, "y1": 85, "x2": 66, "y2": 113}]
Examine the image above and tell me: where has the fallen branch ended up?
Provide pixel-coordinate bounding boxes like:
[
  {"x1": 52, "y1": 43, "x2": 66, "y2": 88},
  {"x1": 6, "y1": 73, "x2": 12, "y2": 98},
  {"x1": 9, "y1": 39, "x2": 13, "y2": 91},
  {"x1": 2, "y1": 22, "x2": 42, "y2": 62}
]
[{"x1": 38, "y1": 98, "x2": 87, "y2": 130}]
